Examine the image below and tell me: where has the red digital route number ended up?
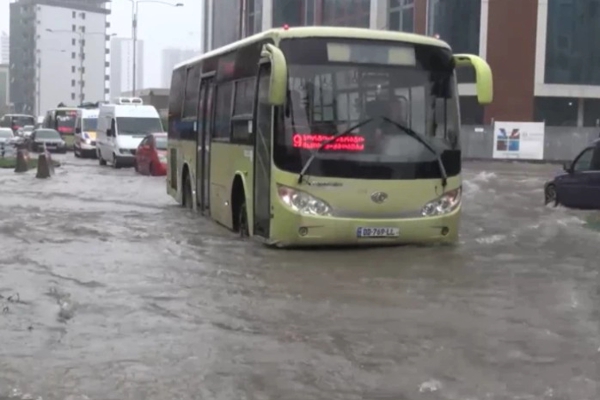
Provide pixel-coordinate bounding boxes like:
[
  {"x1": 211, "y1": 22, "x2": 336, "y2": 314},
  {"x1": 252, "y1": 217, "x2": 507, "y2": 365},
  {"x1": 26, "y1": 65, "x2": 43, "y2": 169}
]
[{"x1": 292, "y1": 133, "x2": 365, "y2": 151}]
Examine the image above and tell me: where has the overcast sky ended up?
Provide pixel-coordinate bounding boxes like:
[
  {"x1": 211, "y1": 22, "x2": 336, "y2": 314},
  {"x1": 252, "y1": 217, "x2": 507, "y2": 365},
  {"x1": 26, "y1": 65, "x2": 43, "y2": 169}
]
[{"x1": 0, "y1": 0, "x2": 203, "y2": 87}]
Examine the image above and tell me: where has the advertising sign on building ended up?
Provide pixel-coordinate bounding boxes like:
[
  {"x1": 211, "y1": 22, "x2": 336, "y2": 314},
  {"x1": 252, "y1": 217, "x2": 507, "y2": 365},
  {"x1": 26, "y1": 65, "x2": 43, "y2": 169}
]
[{"x1": 492, "y1": 121, "x2": 545, "y2": 160}]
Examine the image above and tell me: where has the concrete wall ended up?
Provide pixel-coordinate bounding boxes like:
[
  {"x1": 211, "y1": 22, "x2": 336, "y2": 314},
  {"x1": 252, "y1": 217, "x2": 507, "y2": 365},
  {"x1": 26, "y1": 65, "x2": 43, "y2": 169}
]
[{"x1": 462, "y1": 125, "x2": 599, "y2": 162}]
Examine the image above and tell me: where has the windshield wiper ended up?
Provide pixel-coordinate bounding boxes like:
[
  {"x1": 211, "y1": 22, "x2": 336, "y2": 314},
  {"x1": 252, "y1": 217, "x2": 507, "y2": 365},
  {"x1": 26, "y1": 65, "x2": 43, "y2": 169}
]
[
  {"x1": 381, "y1": 117, "x2": 448, "y2": 189},
  {"x1": 297, "y1": 118, "x2": 374, "y2": 184}
]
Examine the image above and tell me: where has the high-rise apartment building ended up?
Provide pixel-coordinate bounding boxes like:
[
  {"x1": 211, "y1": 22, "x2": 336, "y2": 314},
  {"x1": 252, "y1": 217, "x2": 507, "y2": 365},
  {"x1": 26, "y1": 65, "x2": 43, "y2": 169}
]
[
  {"x1": 0, "y1": 32, "x2": 9, "y2": 64},
  {"x1": 203, "y1": 0, "x2": 600, "y2": 127},
  {"x1": 161, "y1": 47, "x2": 196, "y2": 88},
  {"x1": 110, "y1": 37, "x2": 144, "y2": 98},
  {"x1": 9, "y1": 0, "x2": 111, "y2": 115}
]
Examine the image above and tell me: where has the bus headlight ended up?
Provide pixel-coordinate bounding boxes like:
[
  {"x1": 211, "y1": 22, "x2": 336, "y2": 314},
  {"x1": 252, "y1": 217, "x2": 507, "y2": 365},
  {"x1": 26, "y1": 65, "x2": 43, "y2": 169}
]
[
  {"x1": 421, "y1": 187, "x2": 461, "y2": 216},
  {"x1": 277, "y1": 185, "x2": 332, "y2": 216}
]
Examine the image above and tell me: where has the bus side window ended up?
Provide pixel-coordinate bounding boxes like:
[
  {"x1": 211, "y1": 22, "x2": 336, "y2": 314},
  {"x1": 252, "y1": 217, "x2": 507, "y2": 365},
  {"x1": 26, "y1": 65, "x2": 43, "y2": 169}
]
[{"x1": 213, "y1": 82, "x2": 234, "y2": 140}]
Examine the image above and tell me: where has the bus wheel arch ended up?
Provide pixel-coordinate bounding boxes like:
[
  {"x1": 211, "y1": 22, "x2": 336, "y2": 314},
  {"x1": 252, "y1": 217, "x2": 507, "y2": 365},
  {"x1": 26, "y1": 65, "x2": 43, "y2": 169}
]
[
  {"x1": 231, "y1": 174, "x2": 249, "y2": 236},
  {"x1": 181, "y1": 163, "x2": 193, "y2": 209}
]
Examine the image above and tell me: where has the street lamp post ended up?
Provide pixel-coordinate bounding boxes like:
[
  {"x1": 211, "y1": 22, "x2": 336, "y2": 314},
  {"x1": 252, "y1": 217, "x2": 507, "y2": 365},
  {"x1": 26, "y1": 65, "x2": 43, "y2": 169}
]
[{"x1": 128, "y1": 0, "x2": 183, "y2": 96}]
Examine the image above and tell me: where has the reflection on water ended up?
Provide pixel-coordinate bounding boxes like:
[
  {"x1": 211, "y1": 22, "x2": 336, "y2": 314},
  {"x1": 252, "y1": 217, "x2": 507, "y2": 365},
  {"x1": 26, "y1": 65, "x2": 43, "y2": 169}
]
[{"x1": 0, "y1": 159, "x2": 597, "y2": 400}]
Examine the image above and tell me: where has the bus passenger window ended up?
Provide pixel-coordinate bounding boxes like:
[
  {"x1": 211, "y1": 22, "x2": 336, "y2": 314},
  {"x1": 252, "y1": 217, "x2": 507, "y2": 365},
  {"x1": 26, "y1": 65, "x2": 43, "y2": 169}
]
[{"x1": 213, "y1": 82, "x2": 234, "y2": 139}]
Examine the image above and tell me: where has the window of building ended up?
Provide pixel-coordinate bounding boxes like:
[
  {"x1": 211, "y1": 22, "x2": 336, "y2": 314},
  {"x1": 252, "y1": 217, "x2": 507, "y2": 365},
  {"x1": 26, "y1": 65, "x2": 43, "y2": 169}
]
[
  {"x1": 81, "y1": 12, "x2": 86, "y2": 19},
  {"x1": 71, "y1": 52, "x2": 76, "y2": 59},
  {"x1": 72, "y1": 38, "x2": 76, "y2": 46},
  {"x1": 213, "y1": 81, "x2": 234, "y2": 139},
  {"x1": 273, "y1": 0, "x2": 305, "y2": 27},
  {"x1": 427, "y1": 0, "x2": 481, "y2": 54},
  {"x1": 71, "y1": 93, "x2": 75, "y2": 100},
  {"x1": 389, "y1": 0, "x2": 415, "y2": 32},
  {"x1": 545, "y1": 0, "x2": 600, "y2": 85},
  {"x1": 71, "y1": 79, "x2": 75, "y2": 87},
  {"x1": 459, "y1": 96, "x2": 484, "y2": 125},
  {"x1": 72, "y1": 11, "x2": 76, "y2": 18},
  {"x1": 72, "y1": 24, "x2": 76, "y2": 31},
  {"x1": 583, "y1": 99, "x2": 600, "y2": 127},
  {"x1": 321, "y1": 0, "x2": 370, "y2": 28},
  {"x1": 534, "y1": 97, "x2": 578, "y2": 127},
  {"x1": 244, "y1": 0, "x2": 263, "y2": 36},
  {"x1": 72, "y1": 66, "x2": 76, "y2": 73}
]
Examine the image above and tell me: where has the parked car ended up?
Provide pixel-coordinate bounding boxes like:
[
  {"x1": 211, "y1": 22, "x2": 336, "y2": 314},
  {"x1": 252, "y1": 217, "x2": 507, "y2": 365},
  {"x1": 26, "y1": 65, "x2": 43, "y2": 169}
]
[
  {"x1": 0, "y1": 128, "x2": 14, "y2": 145},
  {"x1": 134, "y1": 133, "x2": 167, "y2": 176},
  {"x1": 544, "y1": 139, "x2": 600, "y2": 209},
  {"x1": 19, "y1": 125, "x2": 35, "y2": 138},
  {"x1": 29, "y1": 129, "x2": 67, "y2": 153}
]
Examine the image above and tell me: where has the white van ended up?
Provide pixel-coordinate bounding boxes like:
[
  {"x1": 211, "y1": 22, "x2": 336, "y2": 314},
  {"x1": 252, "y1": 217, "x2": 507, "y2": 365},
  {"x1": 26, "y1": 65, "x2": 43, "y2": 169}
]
[
  {"x1": 96, "y1": 98, "x2": 163, "y2": 168},
  {"x1": 74, "y1": 107, "x2": 100, "y2": 158}
]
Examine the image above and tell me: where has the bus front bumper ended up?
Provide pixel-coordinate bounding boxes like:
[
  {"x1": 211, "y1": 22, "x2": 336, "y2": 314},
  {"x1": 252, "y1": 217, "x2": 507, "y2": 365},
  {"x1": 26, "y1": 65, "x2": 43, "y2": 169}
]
[{"x1": 266, "y1": 209, "x2": 460, "y2": 248}]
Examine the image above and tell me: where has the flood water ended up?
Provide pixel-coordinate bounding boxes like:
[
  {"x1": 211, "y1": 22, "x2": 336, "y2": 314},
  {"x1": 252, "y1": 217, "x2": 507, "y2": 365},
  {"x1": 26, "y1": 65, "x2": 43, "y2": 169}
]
[{"x1": 0, "y1": 156, "x2": 598, "y2": 400}]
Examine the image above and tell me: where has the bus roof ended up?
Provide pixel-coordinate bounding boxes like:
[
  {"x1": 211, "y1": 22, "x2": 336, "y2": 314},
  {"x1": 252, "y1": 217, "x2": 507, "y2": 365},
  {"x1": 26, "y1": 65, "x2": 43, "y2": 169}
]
[{"x1": 175, "y1": 26, "x2": 451, "y2": 70}]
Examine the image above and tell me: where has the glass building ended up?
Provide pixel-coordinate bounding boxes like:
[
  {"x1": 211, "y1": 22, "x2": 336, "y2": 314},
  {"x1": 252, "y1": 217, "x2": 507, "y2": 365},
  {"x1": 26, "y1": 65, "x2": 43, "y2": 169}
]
[{"x1": 202, "y1": 0, "x2": 600, "y2": 126}]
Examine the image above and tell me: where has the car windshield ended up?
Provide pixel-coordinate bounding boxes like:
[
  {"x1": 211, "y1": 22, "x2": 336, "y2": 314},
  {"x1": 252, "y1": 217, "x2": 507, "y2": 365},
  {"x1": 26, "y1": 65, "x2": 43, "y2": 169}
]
[
  {"x1": 116, "y1": 117, "x2": 163, "y2": 136},
  {"x1": 36, "y1": 130, "x2": 61, "y2": 139},
  {"x1": 0, "y1": 130, "x2": 13, "y2": 138},
  {"x1": 83, "y1": 118, "x2": 98, "y2": 131},
  {"x1": 276, "y1": 38, "x2": 460, "y2": 180},
  {"x1": 155, "y1": 136, "x2": 167, "y2": 150}
]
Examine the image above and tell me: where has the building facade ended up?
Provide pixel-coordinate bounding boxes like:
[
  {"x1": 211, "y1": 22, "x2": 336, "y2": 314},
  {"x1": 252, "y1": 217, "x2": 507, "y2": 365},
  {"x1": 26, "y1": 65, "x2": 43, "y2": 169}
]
[
  {"x1": 9, "y1": 0, "x2": 111, "y2": 116},
  {"x1": 161, "y1": 48, "x2": 197, "y2": 88},
  {"x1": 110, "y1": 37, "x2": 144, "y2": 98},
  {"x1": 202, "y1": 0, "x2": 600, "y2": 127},
  {"x1": 0, "y1": 64, "x2": 9, "y2": 114},
  {"x1": 0, "y1": 32, "x2": 9, "y2": 64}
]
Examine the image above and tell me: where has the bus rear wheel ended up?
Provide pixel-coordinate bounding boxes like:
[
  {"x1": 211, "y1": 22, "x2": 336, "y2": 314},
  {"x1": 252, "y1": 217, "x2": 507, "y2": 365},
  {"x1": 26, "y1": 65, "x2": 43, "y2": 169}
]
[
  {"x1": 238, "y1": 200, "x2": 249, "y2": 237},
  {"x1": 182, "y1": 172, "x2": 193, "y2": 209}
]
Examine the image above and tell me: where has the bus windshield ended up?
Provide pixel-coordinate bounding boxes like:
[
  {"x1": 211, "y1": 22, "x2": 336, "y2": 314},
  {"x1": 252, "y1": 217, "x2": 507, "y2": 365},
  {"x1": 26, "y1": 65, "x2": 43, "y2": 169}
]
[
  {"x1": 276, "y1": 38, "x2": 460, "y2": 180},
  {"x1": 11, "y1": 115, "x2": 36, "y2": 128},
  {"x1": 116, "y1": 117, "x2": 163, "y2": 136},
  {"x1": 83, "y1": 118, "x2": 98, "y2": 131},
  {"x1": 55, "y1": 110, "x2": 78, "y2": 134}
]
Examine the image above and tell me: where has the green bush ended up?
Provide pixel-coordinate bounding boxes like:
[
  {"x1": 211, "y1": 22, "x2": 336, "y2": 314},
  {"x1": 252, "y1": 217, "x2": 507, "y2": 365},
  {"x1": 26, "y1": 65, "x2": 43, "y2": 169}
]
[{"x1": 0, "y1": 156, "x2": 61, "y2": 169}]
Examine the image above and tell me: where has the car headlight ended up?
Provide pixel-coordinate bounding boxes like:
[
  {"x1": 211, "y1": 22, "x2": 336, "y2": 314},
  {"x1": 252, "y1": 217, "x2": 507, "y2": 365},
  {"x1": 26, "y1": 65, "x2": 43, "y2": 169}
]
[
  {"x1": 277, "y1": 185, "x2": 332, "y2": 216},
  {"x1": 421, "y1": 187, "x2": 462, "y2": 216}
]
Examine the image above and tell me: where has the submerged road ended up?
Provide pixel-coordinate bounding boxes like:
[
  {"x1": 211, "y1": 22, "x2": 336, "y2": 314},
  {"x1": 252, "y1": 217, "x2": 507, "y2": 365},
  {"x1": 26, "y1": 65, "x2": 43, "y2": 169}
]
[{"x1": 0, "y1": 156, "x2": 598, "y2": 400}]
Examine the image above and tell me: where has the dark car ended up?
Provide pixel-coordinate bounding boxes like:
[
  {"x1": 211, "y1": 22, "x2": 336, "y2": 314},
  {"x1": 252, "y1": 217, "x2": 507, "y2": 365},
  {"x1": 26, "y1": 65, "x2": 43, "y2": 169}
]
[
  {"x1": 29, "y1": 129, "x2": 67, "y2": 153},
  {"x1": 544, "y1": 139, "x2": 600, "y2": 209}
]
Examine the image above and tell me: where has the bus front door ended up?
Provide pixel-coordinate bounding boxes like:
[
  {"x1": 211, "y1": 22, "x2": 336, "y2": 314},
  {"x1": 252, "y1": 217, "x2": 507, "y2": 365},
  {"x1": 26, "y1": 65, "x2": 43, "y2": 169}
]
[
  {"x1": 252, "y1": 63, "x2": 273, "y2": 238},
  {"x1": 197, "y1": 75, "x2": 214, "y2": 215}
]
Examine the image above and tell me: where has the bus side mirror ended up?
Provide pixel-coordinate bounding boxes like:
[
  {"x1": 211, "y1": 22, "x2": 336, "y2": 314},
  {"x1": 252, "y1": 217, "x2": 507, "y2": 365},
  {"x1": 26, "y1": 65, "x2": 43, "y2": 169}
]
[
  {"x1": 75, "y1": 127, "x2": 81, "y2": 134},
  {"x1": 261, "y1": 44, "x2": 287, "y2": 106},
  {"x1": 106, "y1": 128, "x2": 112, "y2": 137},
  {"x1": 453, "y1": 54, "x2": 493, "y2": 105}
]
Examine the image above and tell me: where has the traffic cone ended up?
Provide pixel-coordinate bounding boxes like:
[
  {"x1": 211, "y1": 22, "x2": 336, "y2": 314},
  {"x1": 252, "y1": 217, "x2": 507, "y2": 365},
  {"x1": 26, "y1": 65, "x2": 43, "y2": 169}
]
[{"x1": 14, "y1": 149, "x2": 30, "y2": 173}]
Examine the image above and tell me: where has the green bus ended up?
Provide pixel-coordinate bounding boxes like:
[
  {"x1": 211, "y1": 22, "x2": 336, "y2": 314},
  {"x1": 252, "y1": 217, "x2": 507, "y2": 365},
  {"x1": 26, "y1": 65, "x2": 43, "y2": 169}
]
[{"x1": 167, "y1": 26, "x2": 492, "y2": 247}]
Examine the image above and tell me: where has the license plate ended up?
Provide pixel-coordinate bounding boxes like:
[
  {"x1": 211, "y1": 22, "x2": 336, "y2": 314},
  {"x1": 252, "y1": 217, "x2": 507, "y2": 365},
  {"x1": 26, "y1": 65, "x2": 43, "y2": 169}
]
[{"x1": 356, "y1": 227, "x2": 399, "y2": 238}]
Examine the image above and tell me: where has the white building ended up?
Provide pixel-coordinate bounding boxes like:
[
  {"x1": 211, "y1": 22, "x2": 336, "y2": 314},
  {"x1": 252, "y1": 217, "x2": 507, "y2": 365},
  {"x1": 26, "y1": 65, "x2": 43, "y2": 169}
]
[
  {"x1": 0, "y1": 32, "x2": 8, "y2": 64},
  {"x1": 161, "y1": 47, "x2": 196, "y2": 88},
  {"x1": 110, "y1": 37, "x2": 144, "y2": 98},
  {"x1": 9, "y1": 0, "x2": 111, "y2": 115}
]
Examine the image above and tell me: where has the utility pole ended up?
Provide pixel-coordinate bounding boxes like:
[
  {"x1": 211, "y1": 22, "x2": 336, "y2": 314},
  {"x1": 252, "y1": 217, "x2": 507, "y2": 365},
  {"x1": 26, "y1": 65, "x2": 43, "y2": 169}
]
[{"x1": 127, "y1": 0, "x2": 184, "y2": 97}]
